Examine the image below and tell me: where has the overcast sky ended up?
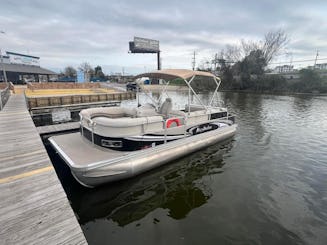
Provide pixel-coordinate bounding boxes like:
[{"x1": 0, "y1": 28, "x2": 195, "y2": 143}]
[{"x1": 1, "y1": 0, "x2": 326, "y2": 74}]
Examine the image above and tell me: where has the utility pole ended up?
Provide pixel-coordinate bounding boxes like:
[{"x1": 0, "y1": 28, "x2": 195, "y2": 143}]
[
  {"x1": 192, "y1": 51, "x2": 196, "y2": 70},
  {"x1": 314, "y1": 50, "x2": 319, "y2": 69},
  {"x1": 212, "y1": 53, "x2": 219, "y2": 70},
  {"x1": 286, "y1": 52, "x2": 293, "y2": 71},
  {"x1": 157, "y1": 51, "x2": 161, "y2": 70},
  {"x1": 122, "y1": 67, "x2": 125, "y2": 83},
  {"x1": 0, "y1": 31, "x2": 8, "y2": 84},
  {"x1": 290, "y1": 55, "x2": 293, "y2": 67}
]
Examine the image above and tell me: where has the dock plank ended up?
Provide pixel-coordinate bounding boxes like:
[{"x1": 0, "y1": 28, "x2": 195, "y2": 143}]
[{"x1": 0, "y1": 94, "x2": 87, "y2": 244}]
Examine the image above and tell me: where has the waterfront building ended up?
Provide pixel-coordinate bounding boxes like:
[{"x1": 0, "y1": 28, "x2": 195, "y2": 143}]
[
  {"x1": 0, "y1": 51, "x2": 56, "y2": 84},
  {"x1": 274, "y1": 65, "x2": 294, "y2": 73}
]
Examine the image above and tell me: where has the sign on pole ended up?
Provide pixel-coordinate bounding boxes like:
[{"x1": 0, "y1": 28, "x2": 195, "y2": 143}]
[
  {"x1": 129, "y1": 37, "x2": 161, "y2": 70},
  {"x1": 129, "y1": 37, "x2": 159, "y2": 53}
]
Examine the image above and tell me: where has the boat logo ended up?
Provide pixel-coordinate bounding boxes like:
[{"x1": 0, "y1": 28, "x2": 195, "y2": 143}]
[{"x1": 188, "y1": 123, "x2": 218, "y2": 135}]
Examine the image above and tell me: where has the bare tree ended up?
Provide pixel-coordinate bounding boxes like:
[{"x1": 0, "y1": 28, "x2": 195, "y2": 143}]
[
  {"x1": 231, "y1": 29, "x2": 288, "y2": 66},
  {"x1": 64, "y1": 66, "x2": 76, "y2": 77},
  {"x1": 262, "y1": 29, "x2": 289, "y2": 64},
  {"x1": 197, "y1": 58, "x2": 212, "y2": 71},
  {"x1": 78, "y1": 62, "x2": 92, "y2": 72},
  {"x1": 78, "y1": 62, "x2": 94, "y2": 82},
  {"x1": 206, "y1": 29, "x2": 289, "y2": 75},
  {"x1": 225, "y1": 44, "x2": 241, "y2": 62},
  {"x1": 240, "y1": 39, "x2": 261, "y2": 58},
  {"x1": 212, "y1": 45, "x2": 240, "y2": 69}
]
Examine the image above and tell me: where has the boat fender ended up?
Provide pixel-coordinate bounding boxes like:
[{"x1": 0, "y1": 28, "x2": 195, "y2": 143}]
[{"x1": 166, "y1": 118, "x2": 181, "y2": 128}]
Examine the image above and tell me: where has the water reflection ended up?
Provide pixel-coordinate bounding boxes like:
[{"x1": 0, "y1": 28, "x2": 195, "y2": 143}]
[
  {"x1": 221, "y1": 92, "x2": 268, "y2": 145},
  {"x1": 292, "y1": 94, "x2": 314, "y2": 114},
  {"x1": 67, "y1": 140, "x2": 233, "y2": 227}
]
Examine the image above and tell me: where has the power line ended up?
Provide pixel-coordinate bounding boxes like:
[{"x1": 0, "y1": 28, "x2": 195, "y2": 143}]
[
  {"x1": 220, "y1": 57, "x2": 327, "y2": 65},
  {"x1": 270, "y1": 57, "x2": 327, "y2": 65}
]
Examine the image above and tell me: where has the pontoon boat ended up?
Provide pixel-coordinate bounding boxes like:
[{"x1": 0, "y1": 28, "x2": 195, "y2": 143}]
[{"x1": 49, "y1": 69, "x2": 237, "y2": 187}]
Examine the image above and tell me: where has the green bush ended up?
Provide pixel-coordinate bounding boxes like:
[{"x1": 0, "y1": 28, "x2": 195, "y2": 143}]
[{"x1": 169, "y1": 78, "x2": 186, "y2": 86}]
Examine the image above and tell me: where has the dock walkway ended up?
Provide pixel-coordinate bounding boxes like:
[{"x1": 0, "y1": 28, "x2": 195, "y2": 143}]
[{"x1": 0, "y1": 94, "x2": 87, "y2": 244}]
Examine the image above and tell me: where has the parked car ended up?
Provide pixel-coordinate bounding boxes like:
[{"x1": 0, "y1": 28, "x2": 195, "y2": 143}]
[{"x1": 126, "y1": 82, "x2": 138, "y2": 91}]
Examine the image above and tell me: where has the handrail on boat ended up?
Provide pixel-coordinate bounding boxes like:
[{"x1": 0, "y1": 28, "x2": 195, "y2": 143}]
[
  {"x1": 162, "y1": 115, "x2": 187, "y2": 144},
  {"x1": 79, "y1": 110, "x2": 233, "y2": 148},
  {"x1": 80, "y1": 111, "x2": 188, "y2": 147},
  {"x1": 80, "y1": 115, "x2": 96, "y2": 143}
]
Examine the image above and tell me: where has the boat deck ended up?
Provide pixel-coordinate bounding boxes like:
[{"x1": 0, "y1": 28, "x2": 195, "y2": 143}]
[
  {"x1": 50, "y1": 132, "x2": 128, "y2": 167},
  {"x1": 37, "y1": 121, "x2": 80, "y2": 135}
]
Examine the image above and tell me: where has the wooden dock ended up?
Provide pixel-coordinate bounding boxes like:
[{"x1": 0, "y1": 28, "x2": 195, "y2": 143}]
[
  {"x1": 30, "y1": 100, "x2": 120, "y2": 116},
  {"x1": 26, "y1": 91, "x2": 135, "y2": 110},
  {"x1": 0, "y1": 94, "x2": 87, "y2": 244}
]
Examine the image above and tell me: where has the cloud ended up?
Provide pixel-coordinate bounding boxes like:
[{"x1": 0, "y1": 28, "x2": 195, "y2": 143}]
[{"x1": 1, "y1": 0, "x2": 327, "y2": 73}]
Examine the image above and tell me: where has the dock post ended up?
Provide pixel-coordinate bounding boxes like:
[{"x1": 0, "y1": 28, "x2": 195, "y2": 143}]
[
  {"x1": 0, "y1": 91, "x2": 2, "y2": 110},
  {"x1": 91, "y1": 123, "x2": 95, "y2": 145},
  {"x1": 80, "y1": 115, "x2": 84, "y2": 136},
  {"x1": 164, "y1": 119, "x2": 167, "y2": 144},
  {"x1": 184, "y1": 116, "x2": 187, "y2": 137}
]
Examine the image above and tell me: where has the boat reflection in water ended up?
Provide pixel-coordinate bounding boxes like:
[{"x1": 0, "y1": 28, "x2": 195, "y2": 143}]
[{"x1": 66, "y1": 139, "x2": 234, "y2": 227}]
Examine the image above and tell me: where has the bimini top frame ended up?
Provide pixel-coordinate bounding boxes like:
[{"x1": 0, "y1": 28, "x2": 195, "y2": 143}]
[{"x1": 134, "y1": 69, "x2": 222, "y2": 110}]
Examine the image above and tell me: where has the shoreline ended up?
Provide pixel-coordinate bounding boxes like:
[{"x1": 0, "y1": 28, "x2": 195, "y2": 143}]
[
  {"x1": 220, "y1": 89, "x2": 327, "y2": 96},
  {"x1": 140, "y1": 84, "x2": 189, "y2": 91},
  {"x1": 140, "y1": 85, "x2": 327, "y2": 96}
]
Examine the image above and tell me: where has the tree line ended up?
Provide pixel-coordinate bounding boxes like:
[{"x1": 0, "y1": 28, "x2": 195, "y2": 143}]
[
  {"x1": 197, "y1": 29, "x2": 327, "y2": 94},
  {"x1": 60, "y1": 62, "x2": 106, "y2": 81}
]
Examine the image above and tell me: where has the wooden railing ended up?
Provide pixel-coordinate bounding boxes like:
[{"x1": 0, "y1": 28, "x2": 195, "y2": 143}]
[
  {"x1": 0, "y1": 83, "x2": 10, "y2": 110},
  {"x1": 27, "y1": 82, "x2": 101, "y2": 91}
]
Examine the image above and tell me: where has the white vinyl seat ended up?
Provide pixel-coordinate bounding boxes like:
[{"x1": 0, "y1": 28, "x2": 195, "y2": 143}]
[{"x1": 158, "y1": 98, "x2": 172, "y2": 117}]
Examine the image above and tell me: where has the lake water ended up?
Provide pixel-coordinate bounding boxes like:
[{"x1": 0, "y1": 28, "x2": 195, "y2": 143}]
[{"x1": 48, "y1": 92, "x2": 327, "y2": 245}]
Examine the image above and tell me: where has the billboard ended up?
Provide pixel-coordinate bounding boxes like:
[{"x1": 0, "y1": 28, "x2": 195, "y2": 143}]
[
  {"x1": 129, "y1": 37, "x2": 159, "y2": 53},
  {"x1": 6, "y1": 52, "x2": 40, "y2": 66}
]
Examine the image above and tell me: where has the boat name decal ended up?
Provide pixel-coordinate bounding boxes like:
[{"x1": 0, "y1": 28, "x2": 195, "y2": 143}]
[
  {"x1": 188, "y1": 123, "x2": 219, "y2": 135},
  {"x1": 195, "y1": 125, "x2": 213, "y2": 134}
]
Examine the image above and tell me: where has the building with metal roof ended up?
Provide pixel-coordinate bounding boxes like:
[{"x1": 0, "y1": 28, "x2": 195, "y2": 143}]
[{"x1": 0, "y1": 51, "x2": 57, "y2": 84}]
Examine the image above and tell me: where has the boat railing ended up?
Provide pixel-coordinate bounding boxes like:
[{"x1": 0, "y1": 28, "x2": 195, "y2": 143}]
[
  {"x1": 80, "y1": 112, "x2": 233, "y2": 147},
  {"x1": 80, "y1": 112, "x2": 188, "y2": 146},
  {"x1": 80, "y1": 115, "x2": 97, "y2": 144},
  {"x1": 163, "y1": 113, "x2": 235, "y2": 143},
  {"x1": 163, "y1": 115, "x2": 188, "y2": 144}
]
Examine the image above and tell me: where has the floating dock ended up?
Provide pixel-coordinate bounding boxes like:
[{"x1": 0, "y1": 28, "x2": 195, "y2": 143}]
[
  {"x1": 25, "y1": 82, "x2": 135, "y2": 110},
  {"x1": 0, "y1": 94, "x2": 87, "y2": 244}
]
